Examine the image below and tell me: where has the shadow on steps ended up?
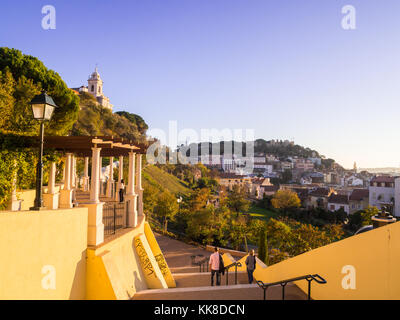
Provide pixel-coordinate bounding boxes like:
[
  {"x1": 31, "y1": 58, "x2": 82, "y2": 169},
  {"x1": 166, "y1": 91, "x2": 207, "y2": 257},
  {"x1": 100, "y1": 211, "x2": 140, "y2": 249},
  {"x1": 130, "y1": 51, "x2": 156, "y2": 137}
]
[{"x1": 133, "y1": 282, "x2": 307, "y2": 300}]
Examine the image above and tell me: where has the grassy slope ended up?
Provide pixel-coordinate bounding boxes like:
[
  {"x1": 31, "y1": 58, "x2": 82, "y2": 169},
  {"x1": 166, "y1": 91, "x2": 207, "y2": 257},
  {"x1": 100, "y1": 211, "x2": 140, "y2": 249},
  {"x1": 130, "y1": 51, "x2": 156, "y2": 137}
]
[
  {"x1": 142, "y1": 165, "x2": 191, "y2": 196},
  {"x1": 246, "y1": 204, "x2": 278, "y2": 222}
]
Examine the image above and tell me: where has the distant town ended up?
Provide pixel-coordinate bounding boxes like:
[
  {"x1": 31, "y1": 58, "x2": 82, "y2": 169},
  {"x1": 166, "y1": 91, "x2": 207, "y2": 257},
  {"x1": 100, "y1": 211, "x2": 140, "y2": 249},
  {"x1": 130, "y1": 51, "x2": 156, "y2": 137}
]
[{"x1": 186, "y1": 146, "x2": 400, "y2": 218}]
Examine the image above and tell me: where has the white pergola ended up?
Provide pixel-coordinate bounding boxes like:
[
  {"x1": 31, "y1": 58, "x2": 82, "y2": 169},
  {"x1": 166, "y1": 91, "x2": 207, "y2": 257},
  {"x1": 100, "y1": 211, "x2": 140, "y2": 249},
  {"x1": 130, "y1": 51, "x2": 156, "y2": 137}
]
[{"x1": 41, "y1": 136, "x2": 147, "y2": 246}]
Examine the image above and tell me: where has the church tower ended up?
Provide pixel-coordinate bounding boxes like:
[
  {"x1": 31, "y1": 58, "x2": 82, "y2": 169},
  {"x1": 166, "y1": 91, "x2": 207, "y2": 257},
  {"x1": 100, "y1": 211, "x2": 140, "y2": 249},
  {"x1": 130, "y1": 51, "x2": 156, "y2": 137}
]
[
  {"x1": 353, "y1": 161, "x2": 357, "y2": 174},
  {"x1": 87, "y1": 67, "x2": 103, "y2": 98}
]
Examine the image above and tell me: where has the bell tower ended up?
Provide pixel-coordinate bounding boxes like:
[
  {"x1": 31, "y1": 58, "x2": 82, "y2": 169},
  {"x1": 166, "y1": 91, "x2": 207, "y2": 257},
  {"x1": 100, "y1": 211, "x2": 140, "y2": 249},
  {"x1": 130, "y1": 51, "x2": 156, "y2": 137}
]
[{"x1": 87, "y1": 67, "x2": 103, "y2": 98}]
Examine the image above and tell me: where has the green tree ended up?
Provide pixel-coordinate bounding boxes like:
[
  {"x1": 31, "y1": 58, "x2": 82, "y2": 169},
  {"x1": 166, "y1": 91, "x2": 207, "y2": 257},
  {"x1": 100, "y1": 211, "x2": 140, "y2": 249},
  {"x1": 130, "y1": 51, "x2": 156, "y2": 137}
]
[
  {"x1": 153, "y1": 191, "x2": 179, "y2": 234},
  {"x1": 271, "y1": 189, "x2": 301, "y2": 210},
  {"x1": 115, "y1": 111, "x2": 148, "y2": 135},
  {"x1": 361, "y1": 206, "x2": 379, "y2": 226},
  {"x1": 226, "y1": 184, "x2": 250, "y2": 217},
  {"x1": 258, "y1": 227, "x2": 268, "y2": 265},
  {"x1": 0, "y1": 47, "x2": 80, "y2": 135},
  {"x1": 0, "y1": 48, "x2": 80, "y2": 207}
]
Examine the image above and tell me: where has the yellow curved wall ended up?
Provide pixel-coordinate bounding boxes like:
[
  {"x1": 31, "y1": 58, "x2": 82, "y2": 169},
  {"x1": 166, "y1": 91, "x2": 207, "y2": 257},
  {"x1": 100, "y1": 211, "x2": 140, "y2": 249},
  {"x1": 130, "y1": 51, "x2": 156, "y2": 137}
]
[
  {"x1": 86, "y1": 216, "x2": 165, "y2": 299},
  {"x1": 144, "y1": 222, "x2": 176, "y2": 288},
  {"x1": 255, "y1": 222, "x2": 400, "y2": 300}
]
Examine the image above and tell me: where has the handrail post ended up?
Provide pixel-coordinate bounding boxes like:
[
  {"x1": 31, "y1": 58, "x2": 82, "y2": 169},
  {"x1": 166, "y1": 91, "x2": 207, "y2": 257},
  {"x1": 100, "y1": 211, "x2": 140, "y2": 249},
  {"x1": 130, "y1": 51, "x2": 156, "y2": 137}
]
[
  {"x1": 264, "y1": 286, "x2": 267, "y2": 300},
  {"x1": 307, "y1": 279, "x2": 312, "y2": 300},
  {"x1": 226, "y1": 269, "x2": 229, "y2": 285},
  {"x1": 235, "y1": 264, "x2": 238, "y2": 285},
  {"x1": 113, "y1": 203, "x2": 116, "y2": 234},
  {"x1": 281, "y1": 283, "x2": 286, "y2": 300}
]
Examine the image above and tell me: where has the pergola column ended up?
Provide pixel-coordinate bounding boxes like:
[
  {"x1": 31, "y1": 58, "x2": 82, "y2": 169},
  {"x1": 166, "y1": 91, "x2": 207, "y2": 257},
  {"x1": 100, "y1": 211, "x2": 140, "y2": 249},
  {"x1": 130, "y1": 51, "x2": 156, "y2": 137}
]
[
  {"x1": 60, "y1": 154, "x2": 73, "y2": 208},
  {"x1": 43, "y1": 162, "x2": 60, "y2": 209},
  {"x1": 106, "y1": 156, "x2": 114, "y2": 198},
  {"x1": 135, "y1": 154, "x2": 144, "y2": 216},
  {"x1": 115, "y1": 156, "x2": 123, "y2": 201},
  {"x1": 90, "y1": 148, "x2": 101, "y2": 203},
  {"x1": 125, "y1": 151, "x2": 138, "y2": 227},
  {"x1": 99, "y1": 156, "x2": 104, "y2": 196},
  {"x1": 83, "y1": 157, "x2": 89, "y2": 191},
  {"x1": 71, "y1": 155, "x2": 76, "y2": 188},
  {"x1": 81, "y1": 146, "x2": 104, "y2": 246}
]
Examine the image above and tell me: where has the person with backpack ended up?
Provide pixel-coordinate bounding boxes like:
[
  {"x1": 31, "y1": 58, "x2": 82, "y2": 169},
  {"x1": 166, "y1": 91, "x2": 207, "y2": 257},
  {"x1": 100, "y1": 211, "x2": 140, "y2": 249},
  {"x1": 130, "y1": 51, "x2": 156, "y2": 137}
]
[{"x1": 245, "y1": 249, "x2": 257, "y2": 284}]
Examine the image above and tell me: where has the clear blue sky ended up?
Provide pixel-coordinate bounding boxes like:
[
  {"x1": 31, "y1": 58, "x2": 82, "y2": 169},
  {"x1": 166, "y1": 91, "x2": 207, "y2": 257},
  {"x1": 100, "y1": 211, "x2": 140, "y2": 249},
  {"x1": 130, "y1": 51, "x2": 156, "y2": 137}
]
[{"x1": 1, "y1": 0, "x2": 400, "y2": 169}]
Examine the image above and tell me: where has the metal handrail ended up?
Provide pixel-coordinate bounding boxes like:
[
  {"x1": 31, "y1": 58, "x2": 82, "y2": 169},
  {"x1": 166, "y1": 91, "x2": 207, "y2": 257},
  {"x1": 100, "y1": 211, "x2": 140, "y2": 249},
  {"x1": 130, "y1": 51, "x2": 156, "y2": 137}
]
[
  {"x1": 192, "y1": 255, "x2": 209, "y2": 272},
  {"x1": 224, "y1": 261, "x2": 242, "y2": 285},
  {"x1": 256, "y1": 274, "x2": 327, "y2": 300}
]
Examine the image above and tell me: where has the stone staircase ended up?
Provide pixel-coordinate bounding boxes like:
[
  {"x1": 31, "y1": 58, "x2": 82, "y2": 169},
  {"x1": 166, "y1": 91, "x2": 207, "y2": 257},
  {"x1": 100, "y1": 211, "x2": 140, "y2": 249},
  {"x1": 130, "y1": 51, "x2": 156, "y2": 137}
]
[
  {"x1": 133, "y1": 272, "x2": 306, "y2": 300},
  {"x1": 132, "y1": 234, "x2": 308, "y2": 300},
  {"x1": 133, "y1": 269, "x2": 307, "y2": 300}
]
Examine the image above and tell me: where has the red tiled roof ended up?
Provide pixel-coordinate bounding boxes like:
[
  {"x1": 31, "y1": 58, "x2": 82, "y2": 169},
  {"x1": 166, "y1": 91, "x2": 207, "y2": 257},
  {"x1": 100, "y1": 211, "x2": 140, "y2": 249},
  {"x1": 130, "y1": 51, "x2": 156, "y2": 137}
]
[
  {"x1": 328, "y1": 194, "x2": 349, "y2": 205},
  {"x1": 261, "y1": 185, "x2": 279, "y2": 192},
  {"x1": 349, "y1": 189, "x2": 369, "y2": 201},
  {"x1": 219, "y1": 173, "x2": 247, "y2": 179},
  {"x1": 370, "y1": 176, "x2": 395, "y2": 183},
  {"x1": 309, "y1": 188, "x2": 330, "y2": 197}
]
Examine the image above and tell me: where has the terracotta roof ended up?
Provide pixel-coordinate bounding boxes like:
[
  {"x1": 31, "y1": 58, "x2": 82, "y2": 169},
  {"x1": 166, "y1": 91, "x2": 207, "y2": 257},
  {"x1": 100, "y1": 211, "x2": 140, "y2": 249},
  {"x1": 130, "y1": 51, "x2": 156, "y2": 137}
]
[
  {"x1": 349, "y1": 189, "x2": 369, "y2": 201},
  {"x1": 309, "y1": 188, "x2": 330, "y2": 197},
  {"x1": 328, "y1": 194, "x2": 349, "y2": 205},
  {"x1": 292, "y1": 188, "x2": 309, "y2": 199},
  {"x1": 219, "y1": 173, "x2": 247, "y2": 179},
  {"x1": 261, "y1": 185, "x2": 279, "y2": 192},
  {"x1": 370, "y1": 176, "x2": 395, "y2": 183}
]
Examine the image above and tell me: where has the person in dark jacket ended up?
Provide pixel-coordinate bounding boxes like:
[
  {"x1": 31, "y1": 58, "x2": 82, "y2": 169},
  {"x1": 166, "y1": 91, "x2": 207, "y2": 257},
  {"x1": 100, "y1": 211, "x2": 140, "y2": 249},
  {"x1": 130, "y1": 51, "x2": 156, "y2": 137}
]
[{"x1": 245, "y1": 249, "x2": 256, "y2": 284}]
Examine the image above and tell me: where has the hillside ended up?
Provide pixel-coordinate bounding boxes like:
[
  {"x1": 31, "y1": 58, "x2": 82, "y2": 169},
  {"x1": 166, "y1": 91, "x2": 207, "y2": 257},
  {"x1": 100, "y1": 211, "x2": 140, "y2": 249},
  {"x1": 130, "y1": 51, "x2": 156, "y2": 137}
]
[
  {"x1": 178, "y1": 139, "x2": 340, "y2": 169},
  {"x1": 71, "y1": 92, "x2": 147, "y2": 143},
  {"x1": 143, "y1": 165, "x2": 191, "y2": 196}
]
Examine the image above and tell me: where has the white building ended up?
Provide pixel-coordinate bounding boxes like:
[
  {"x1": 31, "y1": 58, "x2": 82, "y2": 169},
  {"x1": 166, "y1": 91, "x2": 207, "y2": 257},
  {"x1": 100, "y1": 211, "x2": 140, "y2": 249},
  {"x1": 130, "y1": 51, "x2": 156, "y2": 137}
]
[
  {"x1": 369, "y1": 176, "x2": 395, "y2": 213},
  {"x1": 73, "y1": 67, "x2": 113, "y2": 110}
]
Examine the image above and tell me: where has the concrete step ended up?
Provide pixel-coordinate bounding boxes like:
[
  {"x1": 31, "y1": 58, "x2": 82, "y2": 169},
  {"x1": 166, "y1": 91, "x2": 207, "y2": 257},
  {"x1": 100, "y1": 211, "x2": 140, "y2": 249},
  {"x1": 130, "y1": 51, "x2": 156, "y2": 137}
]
[
  {"x1": 173, "y1": 272, "x2": 249, "y2": 288},
  {"x1": 170, "y1": 266, "x2": 205, "y2": 273},
  {"x1": 133, "y1": 283, "x2": 307, "y2": 300}
]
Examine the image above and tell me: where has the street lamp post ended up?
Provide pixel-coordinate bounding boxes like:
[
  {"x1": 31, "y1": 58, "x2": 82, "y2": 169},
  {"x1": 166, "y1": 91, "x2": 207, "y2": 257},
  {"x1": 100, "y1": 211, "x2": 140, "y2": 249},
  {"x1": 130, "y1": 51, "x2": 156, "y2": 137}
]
[{"x1": 30, "y1": 91, "x2": 58, "y2": 211}]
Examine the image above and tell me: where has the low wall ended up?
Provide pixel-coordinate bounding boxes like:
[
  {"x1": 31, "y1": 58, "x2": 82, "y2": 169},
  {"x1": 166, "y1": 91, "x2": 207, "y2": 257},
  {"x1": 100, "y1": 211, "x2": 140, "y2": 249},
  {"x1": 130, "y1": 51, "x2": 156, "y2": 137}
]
[
  {"x1": 0, "y1": 208, "x2": 88, "y2": 299},
  {"x1": 206, "y1": 245, "x2": 247, "y2": 258},
  {"x1": 13, "y1": 185, "x2": 63, "y2": 211},
  {"x1": 86, "y1": 216, "x2": 173, "y2": 300},
  {"x1": 255, "y1": 222, "x2": 400, "y2": 300}
]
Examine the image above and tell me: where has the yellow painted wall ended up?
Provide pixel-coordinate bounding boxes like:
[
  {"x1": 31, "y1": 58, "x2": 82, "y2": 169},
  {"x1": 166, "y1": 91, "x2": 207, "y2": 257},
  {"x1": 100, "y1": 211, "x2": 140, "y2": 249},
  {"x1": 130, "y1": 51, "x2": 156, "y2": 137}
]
[
  {"x1": 134, "y1": 234, "x2": 168, "y2": 289},
  {"x1": 16, "y1": 189, "x2": 36, "y2": 211},
  {"x1": 0, "y1": 208, "x2": 88, "y2": 300},
  {"x1": 144, "y1": 222, "x2": 176, "y2": 288},
  {"x1": 255, "y1": 222, "x2": 400, "y2": 300},
  {"x1": 86, "y1": 216, "x2": 168, "y2": 299}
]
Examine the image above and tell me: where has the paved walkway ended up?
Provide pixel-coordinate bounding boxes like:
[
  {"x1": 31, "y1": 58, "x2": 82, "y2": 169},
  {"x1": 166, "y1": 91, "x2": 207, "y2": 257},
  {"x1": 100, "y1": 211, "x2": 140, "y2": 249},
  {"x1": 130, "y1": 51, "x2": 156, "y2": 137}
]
[{"x1": 155, "y1": 233, "x2": 211, "y2": 269}]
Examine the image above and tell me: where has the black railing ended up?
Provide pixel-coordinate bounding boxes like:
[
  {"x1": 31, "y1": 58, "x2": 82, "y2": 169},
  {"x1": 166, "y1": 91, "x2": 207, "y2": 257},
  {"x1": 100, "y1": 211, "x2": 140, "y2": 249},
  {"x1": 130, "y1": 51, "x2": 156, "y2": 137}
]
[
  {"x1": 256, "y1": 274, "x2": 327, "y2": 300},
  {"x1": 224, "y1": 261, "x2": 242, "y2": 285},
  {"x1": 191, "y1": 255, "x2": 209, "y2": 272},
  {"x1": 103, "y1": 201, "x2": 125, "y2": 236}
]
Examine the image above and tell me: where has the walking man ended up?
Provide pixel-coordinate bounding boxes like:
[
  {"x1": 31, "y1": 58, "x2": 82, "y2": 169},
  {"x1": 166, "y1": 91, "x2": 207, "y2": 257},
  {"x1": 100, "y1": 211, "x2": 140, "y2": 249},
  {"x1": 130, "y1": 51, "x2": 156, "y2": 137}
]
[
  {"x1": 245, "y1": 249, "x2": 257, "y2": 284},
  {"x1": 209, "y1": 247, "x2": 221, "y2": 286}
]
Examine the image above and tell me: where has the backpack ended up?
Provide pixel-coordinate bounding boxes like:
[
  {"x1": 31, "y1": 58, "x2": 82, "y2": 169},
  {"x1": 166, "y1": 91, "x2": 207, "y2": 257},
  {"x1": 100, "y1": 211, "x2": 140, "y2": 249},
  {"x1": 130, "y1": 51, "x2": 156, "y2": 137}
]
[{"x1": 219, "y1": 254, "x2": 225, "y2": 275}]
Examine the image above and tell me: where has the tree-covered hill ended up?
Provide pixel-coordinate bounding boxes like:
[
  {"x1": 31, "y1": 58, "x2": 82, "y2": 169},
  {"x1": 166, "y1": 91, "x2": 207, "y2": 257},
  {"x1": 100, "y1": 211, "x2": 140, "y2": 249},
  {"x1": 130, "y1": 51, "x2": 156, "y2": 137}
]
[{"x1": 71, "y1": 92, "x2": 147, "y2": 143}]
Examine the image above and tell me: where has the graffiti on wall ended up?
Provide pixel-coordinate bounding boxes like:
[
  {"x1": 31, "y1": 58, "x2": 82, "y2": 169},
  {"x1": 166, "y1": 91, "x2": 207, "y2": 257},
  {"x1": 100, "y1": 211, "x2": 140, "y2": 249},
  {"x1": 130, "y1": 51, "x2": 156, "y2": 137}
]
[
  {"x1": 154, "y1": 253, "x2": 169, "y2": 277},
  {"x1": 135, "y1": 238, "x2": 155, "y2": 277}
]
